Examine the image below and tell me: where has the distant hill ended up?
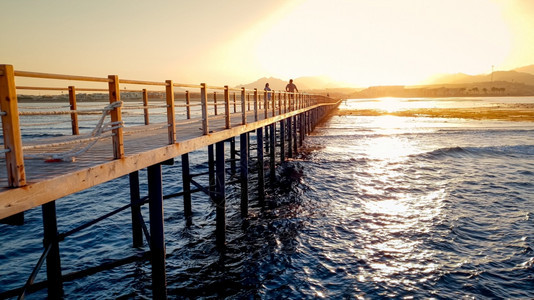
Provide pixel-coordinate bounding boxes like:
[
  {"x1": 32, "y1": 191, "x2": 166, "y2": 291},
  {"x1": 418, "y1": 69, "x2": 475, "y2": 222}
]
[
  {"x1": 424, "y1": 65, "x2": 534, "y2": 86},
  {"x1": 237, "y1": 75, "x2": 344, "y2": 91},
  {"x1": 514, "y1": 64, "x2": 534, "y2": 75}
]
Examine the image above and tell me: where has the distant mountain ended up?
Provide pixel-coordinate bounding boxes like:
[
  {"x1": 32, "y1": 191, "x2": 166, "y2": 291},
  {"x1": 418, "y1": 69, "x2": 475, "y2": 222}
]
[
  {"x1": 425, "y1": 66, "x2": 534, "y2": 86},
  {"x1": 237, "y1": 75, "x2": 344, "y2": 91},
  {"x1": 514, "y1": 64, "x2": 534, "y2": 75}
]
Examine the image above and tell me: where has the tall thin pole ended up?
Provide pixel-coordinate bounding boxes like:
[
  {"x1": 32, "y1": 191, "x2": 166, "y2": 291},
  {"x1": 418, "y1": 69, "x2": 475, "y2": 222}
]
[
  {"x1": 129, "y1": 171, "x2": 143, "y2": 247},
  {"x1": 215, "y1": 141, "x2": 226, "y2": 247},
  {"x1": 42, "y1": 201, "x2": 63, "y2": 298},
  {"x1": 240, "y1": 133, "x2": 248, "y2": 217},
  {"x1": 148, "y1": 163, "x2": 167, "y2": 299}
]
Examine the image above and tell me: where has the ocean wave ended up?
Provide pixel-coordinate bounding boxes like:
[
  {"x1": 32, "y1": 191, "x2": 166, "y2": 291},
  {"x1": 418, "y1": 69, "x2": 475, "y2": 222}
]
[{"x1": 413, "y1": 144, "x2": 534, "y2": 160}]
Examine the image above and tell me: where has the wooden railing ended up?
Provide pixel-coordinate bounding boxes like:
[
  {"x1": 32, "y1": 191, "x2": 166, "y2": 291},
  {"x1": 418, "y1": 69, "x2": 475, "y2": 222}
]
[{"x1": 0, "y1": 64, "x2": 336, "y2": 188}]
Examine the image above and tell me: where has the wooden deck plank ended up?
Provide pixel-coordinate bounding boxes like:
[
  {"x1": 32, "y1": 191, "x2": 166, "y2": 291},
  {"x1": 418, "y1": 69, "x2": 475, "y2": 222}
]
[{"x1": 0, "y1": 104, "x2": 334, "y2": 219}]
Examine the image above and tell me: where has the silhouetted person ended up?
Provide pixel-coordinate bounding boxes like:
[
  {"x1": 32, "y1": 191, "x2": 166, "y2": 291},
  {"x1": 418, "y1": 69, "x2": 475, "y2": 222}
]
[
  {"x1": 264, "y1": 83, "x2": 271, "y2": 100},
  {"x1": 285, "y1": 79, "x2": 298, "y2": 98}
]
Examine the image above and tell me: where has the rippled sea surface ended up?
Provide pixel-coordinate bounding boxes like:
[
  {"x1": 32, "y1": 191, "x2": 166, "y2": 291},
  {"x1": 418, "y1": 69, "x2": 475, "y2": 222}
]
[{"x1": 1, "y1": 97, "x2": 534, "y2": 299}]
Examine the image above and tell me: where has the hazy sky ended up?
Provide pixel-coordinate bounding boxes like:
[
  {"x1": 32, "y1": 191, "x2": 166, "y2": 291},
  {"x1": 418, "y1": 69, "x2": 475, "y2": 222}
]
[{"x1": 1, "y1": 0, "x2": 533, "y2": 88}]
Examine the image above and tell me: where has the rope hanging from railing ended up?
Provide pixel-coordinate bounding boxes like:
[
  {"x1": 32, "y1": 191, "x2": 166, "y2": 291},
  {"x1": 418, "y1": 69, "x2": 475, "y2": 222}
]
[{"x1": 23, "y1": 101, "x2": 123, "y2": 162}]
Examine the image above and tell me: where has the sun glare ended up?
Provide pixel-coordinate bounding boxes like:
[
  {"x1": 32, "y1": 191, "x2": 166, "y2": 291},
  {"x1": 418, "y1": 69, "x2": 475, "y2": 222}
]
[{"x1": 246, "y1": 0, "x2": 512, "y2": 86}]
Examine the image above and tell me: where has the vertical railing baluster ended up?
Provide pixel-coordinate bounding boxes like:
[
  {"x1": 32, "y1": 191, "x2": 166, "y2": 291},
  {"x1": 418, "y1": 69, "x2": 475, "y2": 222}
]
[
  {"x1": 264, "y1": 90, "x2": 268, "y2": 119},
  {"x1": 185, "y1": 90, "x2": 191, "y2": 119},
  {"x1": 143, "y1": 88, "x2": 150, "y2": 125},
  {"x1": 213, "y1": 91, "x2": 218, "y2": 115},
  {"x1": 108, "y1": 75, "x2": 124, "y2": 159},
  {"x1": 0, "y1": 65, "x2": 25, "y2": 187},
  {"x1": 201, "y1": 83, "x2": 209, "y2": 135},
  {"x1": 68, "y1": 86, "x2": 79, "y2": 135},
  {"x1": 166, "y1": 80, "x2": 176, "y2": 144},
  {"x1": 224, "y1": 86, "x2": 230, "y2": 129},
  {"x1": 241, "y1": 87, "x2": 246, "y2": 125},
  {"x1": 233, "y1": 92, "x2": 237, "y2": 113},
  {"x1": 254, "y1": 88, "x2": 258, "y2": 121},
  {"x1": 278, "y1": 91, "x2": 282, "y2": 115}
]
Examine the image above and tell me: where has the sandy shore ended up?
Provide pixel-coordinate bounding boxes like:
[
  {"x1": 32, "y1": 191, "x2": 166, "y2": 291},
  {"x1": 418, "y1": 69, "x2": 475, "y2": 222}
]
[{"x1": 336, "y1": 103, "x2": 534, "y2": 122}]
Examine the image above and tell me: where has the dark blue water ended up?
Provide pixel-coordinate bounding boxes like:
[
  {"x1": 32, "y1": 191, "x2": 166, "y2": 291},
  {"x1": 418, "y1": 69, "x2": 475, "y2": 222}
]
[{"x1": 1, "y1": 98, "x2": 534, "y2": 299}]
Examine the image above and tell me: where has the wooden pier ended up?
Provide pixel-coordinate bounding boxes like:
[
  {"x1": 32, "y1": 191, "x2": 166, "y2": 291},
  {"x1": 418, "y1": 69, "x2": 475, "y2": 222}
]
[{"x1": 0, "y1": 64, "x2": 339, "y2": 298}]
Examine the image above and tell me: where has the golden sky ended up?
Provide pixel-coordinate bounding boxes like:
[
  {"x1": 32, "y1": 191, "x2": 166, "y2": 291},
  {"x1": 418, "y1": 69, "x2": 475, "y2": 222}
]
[{"x1": 1, "y1": 0, "x2": 533, "y2": 88}]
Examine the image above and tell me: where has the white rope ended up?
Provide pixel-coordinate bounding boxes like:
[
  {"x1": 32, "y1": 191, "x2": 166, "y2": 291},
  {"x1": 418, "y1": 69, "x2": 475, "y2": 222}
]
[
  {"x1": 19, "y1": 109, "x2": 102, "y2": 116},
  {"x1": 1, "y1": 148, "x2": 10, "y2": 154},
  {"x1": 122, "y1": 104, "x2": 167, "y2": 110},
  {"x1": 23, "y1": 101, "x2": 123, "y2": 161},
  {"x1": 22, "y1": 121, "x2": 69, "y2": 127},
  {"x1": 20, "y1": 105, "x2": 71, "y2": 109}
]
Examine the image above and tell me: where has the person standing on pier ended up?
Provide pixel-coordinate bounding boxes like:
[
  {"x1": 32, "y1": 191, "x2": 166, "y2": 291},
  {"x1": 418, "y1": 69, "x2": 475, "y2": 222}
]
[
  {"x1": 264, "y1": 82, "x2": 272, "y2": 100},
  {"x1": 285, "y1": 79, "x2": 298, "y2": 98}
]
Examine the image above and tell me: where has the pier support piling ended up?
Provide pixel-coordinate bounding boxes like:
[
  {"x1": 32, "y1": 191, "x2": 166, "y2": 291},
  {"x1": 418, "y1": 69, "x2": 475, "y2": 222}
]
[
  {"x1": 269, "y1": 123, "x2": 276, "y2": 185},
  {"x1": 42, "y1": 201, "x2": 64, "y2": 299},
  {"x1": 280, "y1": 120, "x2": 285, "y2": 163},
  {"x1": 239, "y1": 133, "x2": 248, "y2": 217},
  {"x1": 215, "y1": 141, "x2": 226, "y2": 247},
  {"x1": 230, "y1": 137, "x2": 236, "y2": 175},
  {"x1": 256, "y1": 127, "x2": 265, "y2": 205},
  {"x1": 208, "y1": 144, "x2": 215, "y2": 197},
  {"x1": 147, "y1": 164, "x2": 167, "y2": 299},
  {"x1": 129, "y1": 171, "x2": 143, "y2": 247},
  {"x1": 288, "y1": 117, "x2": 293, "y2": 158},
  {"x1": 293, "y1": 116, "x2": 298, "y2": 156},
  {"x1": 181, "y1": 154, "x2": 192, "y2": 221}
]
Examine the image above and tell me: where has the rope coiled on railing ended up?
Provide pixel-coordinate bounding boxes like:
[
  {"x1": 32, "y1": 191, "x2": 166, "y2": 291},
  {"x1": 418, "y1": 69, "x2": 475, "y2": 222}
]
[{"x1": 23, "y1": 101, "x2": 123, "y2": 162}]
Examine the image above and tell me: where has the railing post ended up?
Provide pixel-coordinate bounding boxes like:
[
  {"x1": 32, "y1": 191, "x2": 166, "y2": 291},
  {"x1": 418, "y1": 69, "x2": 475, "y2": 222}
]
[
  {"x1": 165, "y1": 80, "x2": 176, "y2": 144},
  {"x1": 0, "y1": 65, "x2": 26, "y2": 187},
  {"x1": 108, "y1": 75, "x2": 124, "y2": 159},
  {"x1": 253, "y1": 88, "x2": 258, "y2": 121},
  {"x1": 143, "y1": 88, "x2": 149, "y2": 125},
  {"x1": 241, "y1": 87, "x2": 246, "y2": 125},
  {"x1": 264, "y1": 90, "x2": 268, "y2": 119},
  {"x1": 185, "y1": 90, "x2": 191, "y2": 119},
  {"x1": 288, "y1": 92, "x2": 292, "y2": 111},
  {"x1": 68, "y1": 86, "x2": 79, "y2": 135},
  {"x1": 233, "y1": 92, "x2": 237, "y2": 113},
  {"x1": 224, "y1": 86, "x2": 230, "y2": 129},
  {"x1": 201, "y1": 83, "x2": 209, "y2": 135},
  {"x1": 272, "y1": 91, "x2": 276, "y2": 117},
  {"x1": 280, "y1": 93, "x2": 282, "y2": 115},
  {"x1": 213, "y1": 91, "x2": 218, "y2": 115}
]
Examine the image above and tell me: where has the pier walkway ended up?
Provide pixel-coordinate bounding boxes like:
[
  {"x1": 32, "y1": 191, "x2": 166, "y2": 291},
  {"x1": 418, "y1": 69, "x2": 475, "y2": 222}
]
[{"x1": 0, "y1": 64, "x2": 339, "y2": 299}]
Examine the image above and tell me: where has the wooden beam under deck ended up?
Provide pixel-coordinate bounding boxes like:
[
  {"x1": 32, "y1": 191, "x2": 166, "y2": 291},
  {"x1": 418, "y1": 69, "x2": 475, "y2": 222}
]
[{"x1": 0, "y1": 104, "x2": 337, "y2": 220}]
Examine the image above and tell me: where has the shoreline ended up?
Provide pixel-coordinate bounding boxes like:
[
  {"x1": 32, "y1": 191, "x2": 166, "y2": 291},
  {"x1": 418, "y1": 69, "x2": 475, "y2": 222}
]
[{"x1": 336, "y1": 104, "x2": 534, "y2": 122}]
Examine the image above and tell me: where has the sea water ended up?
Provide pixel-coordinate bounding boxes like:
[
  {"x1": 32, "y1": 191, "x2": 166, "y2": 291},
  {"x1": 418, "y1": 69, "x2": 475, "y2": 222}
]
[{"x1": 1, "y1": 97, "x2": 534, "y2": 299}]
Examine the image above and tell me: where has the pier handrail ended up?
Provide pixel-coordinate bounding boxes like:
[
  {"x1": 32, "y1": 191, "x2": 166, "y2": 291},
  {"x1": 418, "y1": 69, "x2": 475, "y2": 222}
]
[{"x1": 1, "y1": 64, "x2": 337, "y2": 189}]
